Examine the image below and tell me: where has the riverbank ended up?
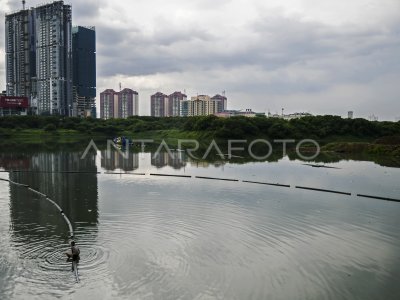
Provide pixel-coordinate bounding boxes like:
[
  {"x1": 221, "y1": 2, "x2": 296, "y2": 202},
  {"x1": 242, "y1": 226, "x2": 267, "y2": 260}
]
[
  {"x1": 322, "y1": 141, "x2": 400, "y2": 156},
  {"x1": 1, "y1": 115, "x2": 399, "y2": 158}
]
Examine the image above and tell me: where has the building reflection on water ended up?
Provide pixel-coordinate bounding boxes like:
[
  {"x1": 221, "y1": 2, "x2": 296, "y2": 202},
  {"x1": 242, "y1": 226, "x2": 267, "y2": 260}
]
[
  {"x1": 99, "y1": 149, "x2": 227, "y2": 171},
  {"x1": 151, "y1": 151, "x2": 187, "y2": 169},
  {"x1": 0, "y1": 151, "x2": 99, "y2": 241},
  {"x1": 100, "y1": 150, "x2": 139, "y2": 171}
]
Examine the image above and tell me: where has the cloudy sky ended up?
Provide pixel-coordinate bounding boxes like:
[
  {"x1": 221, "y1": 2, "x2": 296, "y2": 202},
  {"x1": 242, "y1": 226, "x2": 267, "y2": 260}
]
[{"x1": 1, "y1": 0, "x2": 399, "y2": 120}]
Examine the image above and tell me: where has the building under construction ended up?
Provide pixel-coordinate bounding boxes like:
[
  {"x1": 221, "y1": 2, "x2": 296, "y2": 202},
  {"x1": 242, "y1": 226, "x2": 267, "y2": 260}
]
[{"x1": 5, "y1": 1, "x2": 95, "y2": 117}]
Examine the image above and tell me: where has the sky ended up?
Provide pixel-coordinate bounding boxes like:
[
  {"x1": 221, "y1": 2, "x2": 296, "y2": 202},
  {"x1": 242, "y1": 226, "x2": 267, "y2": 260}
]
[{"x1": 1, "y1": 0, "x2": 400, "y2": 120}]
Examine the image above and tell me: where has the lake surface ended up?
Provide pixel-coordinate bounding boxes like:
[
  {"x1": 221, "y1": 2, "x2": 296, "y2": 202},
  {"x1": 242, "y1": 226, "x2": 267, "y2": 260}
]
[{"x1": 0, "y1": 147, "x2": 400, "y2": 299}]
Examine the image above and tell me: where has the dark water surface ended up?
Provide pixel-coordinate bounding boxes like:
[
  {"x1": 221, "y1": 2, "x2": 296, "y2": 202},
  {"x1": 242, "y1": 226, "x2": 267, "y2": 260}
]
[{"x1": 0, "y1": 149, "x2": 400, "y2": 299}]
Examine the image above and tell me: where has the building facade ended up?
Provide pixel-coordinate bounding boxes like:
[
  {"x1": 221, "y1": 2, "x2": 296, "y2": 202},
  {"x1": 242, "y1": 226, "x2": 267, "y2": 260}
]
[
  {"x1": 72, "y1": 26, "x2": 96, "y2": 117},
  {"x1": 100, "y1": 88, "x2": 139, "y2": 119},
  {"x1": 150, "y1": 92, "x2": 168, "y2": 117}
]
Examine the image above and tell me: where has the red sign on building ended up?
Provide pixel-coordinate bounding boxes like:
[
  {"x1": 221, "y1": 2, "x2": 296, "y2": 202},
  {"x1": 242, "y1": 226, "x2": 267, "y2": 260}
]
[{"x1": 0, "y1": 96, "x2": 29, "y2": 108}]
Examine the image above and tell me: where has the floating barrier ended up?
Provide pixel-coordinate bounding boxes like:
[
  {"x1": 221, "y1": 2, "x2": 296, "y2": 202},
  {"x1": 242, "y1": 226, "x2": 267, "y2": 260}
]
[
  {"x1": 357, "y1": 194, "x2": 400, "y2": 203},
  {"x1": 195, "y1": 176, "x2": 239, "y2": 182},
  {"x1": 1, "y1": 174, "x2": 78, "y2": 281},
  {"x1": 12, "y1": 179, "x2": 26, "y2": 186},
  {"x1": 302, "y1": 164, "x2": 341, "y2": 169},
  {"x1": 150, "y1": 173, "x2": 192, "y2": 178},
  {"x1": 104, "y1": 172, "x2": 146, "y2": 175},
  {"x1": 1, "y1": 177, "x2": 74, "y2": 237},
  {"x1": 242, "y1": 180, "x2": 290, "y2": 188},
  {"x1": 28, "y1": 187, "x2": 47, "y2": 198},
  {"x1": 295, "y1": 186, "x2": 351, "y2": 196},
  {"x1": 9, "y1": 170, "x2": 100, "y2": 174}
]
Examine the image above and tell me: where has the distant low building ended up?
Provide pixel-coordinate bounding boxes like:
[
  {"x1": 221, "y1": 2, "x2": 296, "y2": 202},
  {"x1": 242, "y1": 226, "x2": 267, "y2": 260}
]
[
  {"x1": 268, "y1": 112, "x2": 312, "y2": 120},
  {"x1": 216, "y1": 109, "x2": 265, "y2": 118},
  {"x1": 0, "y1": 95, "x2": 29, "y2": 116},
  {"x1": 348, "y1": 111, "x2": 354, "y2": 119}
]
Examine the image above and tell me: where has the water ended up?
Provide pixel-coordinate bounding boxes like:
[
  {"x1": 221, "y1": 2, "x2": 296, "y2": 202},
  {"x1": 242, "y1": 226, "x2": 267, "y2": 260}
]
[{"x1": 0, "y1": 148, "x2": 400, "y2": 299}]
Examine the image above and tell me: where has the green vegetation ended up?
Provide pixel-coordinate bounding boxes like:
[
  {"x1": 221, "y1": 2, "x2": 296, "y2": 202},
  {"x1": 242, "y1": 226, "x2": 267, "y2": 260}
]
[{"x1": 0, "y1": 115, "x2": 400, "y2": 156}]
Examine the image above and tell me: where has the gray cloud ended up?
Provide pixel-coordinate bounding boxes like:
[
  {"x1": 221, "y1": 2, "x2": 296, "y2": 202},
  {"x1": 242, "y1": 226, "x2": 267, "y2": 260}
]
[{"x1": 1, "y1": 0, "x2": 400, "y2": 119}]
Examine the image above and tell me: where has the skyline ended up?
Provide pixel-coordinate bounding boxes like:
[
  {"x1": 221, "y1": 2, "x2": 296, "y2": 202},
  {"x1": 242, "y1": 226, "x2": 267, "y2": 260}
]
[{"x1": 1, "y1": 0, "x2": 400, "y2": 120}]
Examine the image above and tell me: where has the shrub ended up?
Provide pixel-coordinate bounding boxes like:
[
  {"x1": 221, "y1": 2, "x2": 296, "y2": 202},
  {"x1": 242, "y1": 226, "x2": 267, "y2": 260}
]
[{"x1": 44, "y1": 124, "x2": 57, "y2": 132}]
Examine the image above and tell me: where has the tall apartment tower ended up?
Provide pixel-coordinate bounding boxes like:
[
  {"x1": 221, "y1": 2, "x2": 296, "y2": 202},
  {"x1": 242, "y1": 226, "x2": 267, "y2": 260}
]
[
  {"x1": 5, "y1": 8, "x2": 36, "y2": 106},
  {"x1": 190, "y1": 95, "x2": 211, "y2": 116},
  {"x1": 118, "y1": 88, "x2": 139, "y2": 118},
  {"x1": 5, "y1": 1, "x2": 73, "y2": 115},
  {"x1": 211, "y1": 94, "x2": 227, "y2": 113},
  {"x1": 100, "y1": 88, "x2": 139, "y2": 119},
  {"x1": 72, "y1": 26, "x2": 96, "y2": 117},
  {"x1": 168, "y1": 91, "x2": 187, "y2": 116},
  {"x1": 100, "y1": 89, "x2": 118, "y2": 119},
  {"x1": 180, "y1": 94, "x2": 228, "y2": 116},
  {"x1": 35, "y1": 1, "x2": 73, "y2": 115},
  {"x1": 151, "y1": 92, "x2": 168, "y2": 117}
]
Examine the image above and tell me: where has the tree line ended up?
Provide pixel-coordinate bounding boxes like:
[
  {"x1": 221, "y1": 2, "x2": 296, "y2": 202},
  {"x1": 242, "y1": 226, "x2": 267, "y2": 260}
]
[{"x1": 0, "y1": 115, "x2": 399, "y2": 140}]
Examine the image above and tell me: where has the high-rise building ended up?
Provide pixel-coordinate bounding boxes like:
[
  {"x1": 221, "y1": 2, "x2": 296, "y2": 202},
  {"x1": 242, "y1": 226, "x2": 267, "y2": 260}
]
[
  {"x1": 35, "y1": 1, "x2": 73, "y2": 115},
  {"x1": 151, "y1": 92, "x2": 227, "y2": 117},
  {"x1": 211, "y1": 94, "x2": 227, "y2": 113},
  {"x1": 191, "y1": 95, "x2": 211, "y2": 116},
  {"x1": 151, "y1": 92, "x2": 168, "y2": 117},
  {"x1": 180, "y1": 94, "x2": 228, "y2": 117},
  {"x1": 100, "y1": 89, "x2": 118, "y2": 119},
  {"x1": 72, "y1": 26, "x2": 96, "y2": 117},
  {"x1": 5, "y1": 1, "x2": 89, "y2": 116},
  {"x1": 180, "y1": 100, "x2": 190, "y2": 117},
  {"x1": 100, "y1": 88, "x2": 139, "y2": 119},
  {"x1": 5, "y1": 8, "x2": 36, "y2": 108},
  {"x1": 168, "y1": 91, "x2": 187, "y2": 116},
  {"x1": 118, "y1": 88, "x2": 139, "y2": 118}
]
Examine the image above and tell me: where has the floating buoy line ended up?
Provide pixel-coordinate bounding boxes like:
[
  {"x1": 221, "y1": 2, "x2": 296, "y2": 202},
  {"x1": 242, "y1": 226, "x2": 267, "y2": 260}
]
[
  {"x1": 1, "y1": 170, "x2": 399, "y2": 203},
  {"x1": 0, "y1": 176, "x2": 79, "y2": 282}
]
